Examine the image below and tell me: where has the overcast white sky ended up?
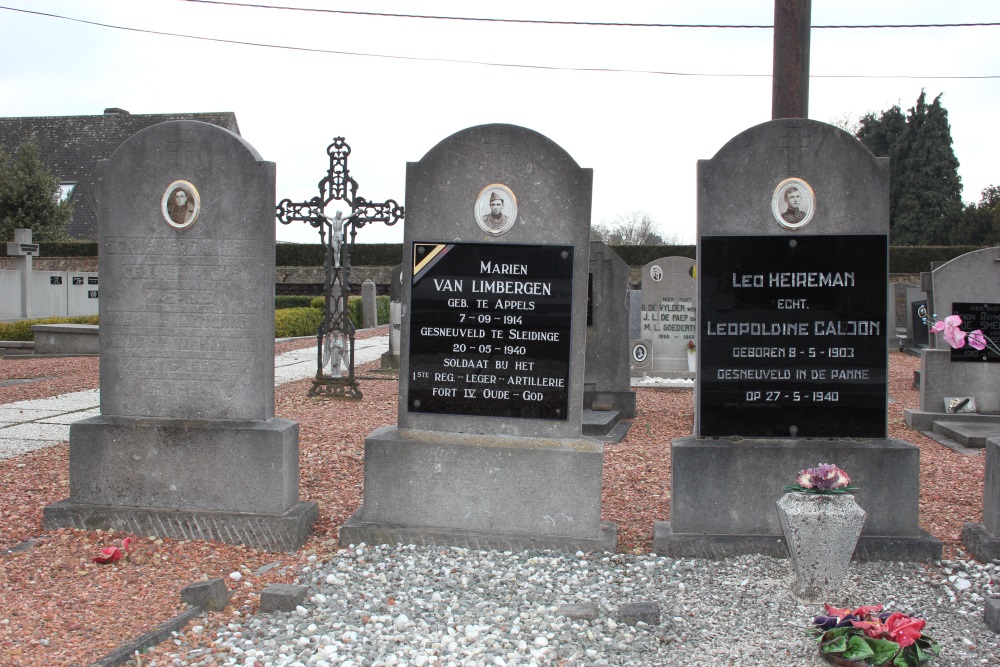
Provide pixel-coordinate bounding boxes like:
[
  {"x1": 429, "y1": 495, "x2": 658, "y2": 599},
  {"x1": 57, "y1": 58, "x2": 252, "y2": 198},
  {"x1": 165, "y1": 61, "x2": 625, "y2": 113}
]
[{"x1": 2, "y1": 1, "x2": 999, "y2": 244}]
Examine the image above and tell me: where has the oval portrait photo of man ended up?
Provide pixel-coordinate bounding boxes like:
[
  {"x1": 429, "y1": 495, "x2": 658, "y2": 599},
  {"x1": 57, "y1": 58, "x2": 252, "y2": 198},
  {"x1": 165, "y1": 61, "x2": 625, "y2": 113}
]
[
  {"x1": 771, "y1": 178, "x2": 815, "y2": 230},
  {"x1": 474, "y1": 184, "x2": 517, "y2": 236},
  {"x1": 161, "y1": 180, "x2": 201, "y2": 230}
]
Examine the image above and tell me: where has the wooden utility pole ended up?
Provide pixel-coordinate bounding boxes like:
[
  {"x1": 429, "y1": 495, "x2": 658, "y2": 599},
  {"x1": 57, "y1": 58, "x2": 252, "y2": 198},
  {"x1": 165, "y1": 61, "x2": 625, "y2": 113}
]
[{"x1": 772, "y1": 0, "x2": 811, "y2": 119}]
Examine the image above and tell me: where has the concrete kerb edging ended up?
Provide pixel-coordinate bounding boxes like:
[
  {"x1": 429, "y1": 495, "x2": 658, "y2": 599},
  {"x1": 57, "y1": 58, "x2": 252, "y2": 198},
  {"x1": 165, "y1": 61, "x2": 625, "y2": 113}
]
[
  {"x1": 84, "y1": 577, "x2": 232, "y2": 667},
  {"x1": 84, "y1": 606, "x2": 202, "y2": 667}
]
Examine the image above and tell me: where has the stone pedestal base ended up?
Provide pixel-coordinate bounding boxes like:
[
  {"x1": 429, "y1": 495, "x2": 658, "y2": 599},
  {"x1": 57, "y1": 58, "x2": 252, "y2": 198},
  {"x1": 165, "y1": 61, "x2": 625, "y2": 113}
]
[
  {"x1": 44, "y1": 500, "x2": 317, "y2": 552},
  {"x1": 44, "y1": 415, "x2": 316, "y2": 550},
  {"x1": 343, "y1": 426, "x2": 616, "y2": 553},
  {"x1": 654, "y1": 436, "x2": 941, "y2": 562},
  {"x1": 63, "y1": 415, "x2": 301, "y2": 513},
  {"x1": 652, "y1": 521, "x2": 942, "y2": 562},
  {"x1": 962, "y1": 523, "x2": 1000, "y2": 562}
]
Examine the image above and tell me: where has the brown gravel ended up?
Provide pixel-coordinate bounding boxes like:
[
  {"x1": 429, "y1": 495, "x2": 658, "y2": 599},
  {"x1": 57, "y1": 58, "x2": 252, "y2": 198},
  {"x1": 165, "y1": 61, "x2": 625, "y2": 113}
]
[{"x1": 0, "y1": 348, "x2": 985, "y2": 666}]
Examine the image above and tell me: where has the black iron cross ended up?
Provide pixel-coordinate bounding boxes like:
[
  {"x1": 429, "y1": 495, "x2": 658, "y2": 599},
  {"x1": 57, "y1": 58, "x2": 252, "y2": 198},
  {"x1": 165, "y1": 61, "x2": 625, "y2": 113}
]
[{"x1": 276, "y1": 137, "x2": 404, "y2": 399}]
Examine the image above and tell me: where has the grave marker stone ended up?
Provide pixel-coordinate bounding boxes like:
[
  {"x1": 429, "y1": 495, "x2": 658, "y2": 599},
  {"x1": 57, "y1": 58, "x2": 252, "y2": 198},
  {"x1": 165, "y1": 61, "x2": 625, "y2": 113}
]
[
  {"x1": 361, "y1": 279, "x2": 377, "y2": 329},
  {"x1": 380, "y1": 264, "x2": 403, "y2": 370},
  {"x1": 44, "y1": 120, "x2": 316, "y2": 551},
  {"x1": 904, "y1": 247, "x2": 1000, "y2": 432},
  {"x1": 340, "y1": 123, "x2": 616, "y2": 551},
  {"x1": 653, "y1": 118, "x2": 940, "y2": 561},
  {"x1": 638, "y1": 257, "x2": 697, "y2": 375},
  {"x1": 584, "y1": 241, "x2": 635, "y2": 420}
]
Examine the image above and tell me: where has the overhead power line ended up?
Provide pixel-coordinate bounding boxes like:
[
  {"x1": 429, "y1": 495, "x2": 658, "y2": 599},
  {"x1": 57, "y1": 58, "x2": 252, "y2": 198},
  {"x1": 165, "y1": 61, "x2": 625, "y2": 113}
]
[
  {"x1": 1, "y1": 5, "x2": 999, "y2": 79},
  {"x1": 179, "y1": 0, "x2": 1000, "y2": 30}
]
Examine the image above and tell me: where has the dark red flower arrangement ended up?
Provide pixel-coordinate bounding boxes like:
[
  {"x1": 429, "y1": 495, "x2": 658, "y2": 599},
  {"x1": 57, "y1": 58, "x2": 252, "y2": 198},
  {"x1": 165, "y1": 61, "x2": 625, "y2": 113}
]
[{"x1": 813, "y1": 603, "x2": 940, "y2": 666}]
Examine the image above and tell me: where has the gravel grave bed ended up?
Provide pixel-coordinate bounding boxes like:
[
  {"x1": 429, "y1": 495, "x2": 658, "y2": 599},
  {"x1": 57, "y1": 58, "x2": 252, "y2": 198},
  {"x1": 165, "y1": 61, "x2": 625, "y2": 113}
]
[{"x1": 0, "y1": 349, "x2": 997, "y2": 666}]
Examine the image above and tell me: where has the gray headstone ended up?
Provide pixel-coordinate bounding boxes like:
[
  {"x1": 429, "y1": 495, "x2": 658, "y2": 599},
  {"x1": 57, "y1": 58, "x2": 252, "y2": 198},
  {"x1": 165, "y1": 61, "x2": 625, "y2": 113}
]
[
  {"x1": 260, "y1": 584, "x2": 309, "y2": 613},
  {"x1": 961, "y1": 437, "x2": 1000, "y2": 562},
  {"x1": 628, "y1": 288, "x2": 642, "y2": 339},
  {"x1": 342, "y1": 124, "x2": 616, "y2": 553},
  {"x1": 43, "y1": 120, "x2": 316, "y2": 551},
  {"x1": 584, "y1": 241, "x2": 635, "y2": 417},
  {"x1": 889, "y1": 282, "x2": 916, "y2": 349},
  {"x1": 361, "y1": 279, "x2": 377, "y2": 329},
  {"x1": 380, "y1": 264, "x2": 403, "y2": 370},
  {"x1": 655, "y1": 118, "x2": 939, "y2": 562},
  {"x1": 638, "y1": 256, "x2": 697, "y2": 373}
]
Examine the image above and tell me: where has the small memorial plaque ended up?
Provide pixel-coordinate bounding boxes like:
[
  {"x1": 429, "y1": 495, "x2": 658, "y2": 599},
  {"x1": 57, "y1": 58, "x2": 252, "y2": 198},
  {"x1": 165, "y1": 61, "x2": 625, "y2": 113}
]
[
  {"x1": 88, "y1": 290, "x2": 99, "y2": 299},
  {"x1": 699, "y1": 235, "x2": 887, "y2": 438},
  {"x1": 407, "y1": 242, "x2": 573, "y2": 420},
  {"x1": 88, "y1": 277, "x2": 99, "y2": 285},
  {"x1": 950, "y1": 302, "x2": 1000, "y2": 363},
  {"x1": 50, "y1": 276, "x2": 63, "y2": 285},
  {"x1": 73, "y1": 276, "x2": 84, "y2": 285}
]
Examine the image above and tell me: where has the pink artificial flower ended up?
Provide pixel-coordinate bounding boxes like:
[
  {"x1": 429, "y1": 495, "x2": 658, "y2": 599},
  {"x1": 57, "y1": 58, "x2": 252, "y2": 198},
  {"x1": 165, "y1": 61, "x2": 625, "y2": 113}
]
[
  {"x1": 93, "y1": 546, "x2": 123, "y2": 564},
  {"x1": 796, "y1": 471, "x2": 814, "y2": 489},
  {"x1": 968, "y1": 330, "x2": 988, "y2": 351},
  {"x1": 883, "y1": 612, "x2": 926, "y2": 648},
  {"x1": 932, "y1": 314, "x2": 967, "y2": 349}
]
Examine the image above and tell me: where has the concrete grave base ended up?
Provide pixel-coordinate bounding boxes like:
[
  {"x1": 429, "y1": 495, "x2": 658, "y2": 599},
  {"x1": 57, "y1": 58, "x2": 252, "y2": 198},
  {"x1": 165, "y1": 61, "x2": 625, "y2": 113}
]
[
  {"x1": 583, "y1": 389, "x2": 636, "y2": 418},
  {"x1": 963, "y1": 438, "x2": 1000, "y2": 560},
  {"x1": 652, "y1": 522, "x2": 942, "y2": 562},
  {"x1": 655, "y1": 436, "x2": 941, "y2": 562},
  {"x1": 340, "y1": 513, "x2": 618, "y2": 553},
  {"x1": 961, "y1": 523, "x2": 1000, "y2": 562},
  {"x1": 63, "y1": 415, "x2": 301, "y2": 514},
  {"x1": 342, "y1": 426, "x2": 617, "y2": 553},
  {"x1": 30, "y1": 323, "x2": 99, "y2": 355},
  {"x1": 43, "y1": 500, "x2": 318, "y2": 552}
]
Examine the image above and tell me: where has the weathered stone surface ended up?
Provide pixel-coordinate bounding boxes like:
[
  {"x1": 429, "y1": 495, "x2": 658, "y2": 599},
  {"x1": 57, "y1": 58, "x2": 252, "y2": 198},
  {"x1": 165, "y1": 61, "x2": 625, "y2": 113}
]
[
  {"x1": 180, "y1": 577, "x2": 231, "y2": 611},
  {"x1": 260, "y1": 584, "x2": 309, "y2": 613},
  {"x1": 777, "y1": 492, "x2": 865, "y2": 602},
  {"x1": 986, "y1": 597, "x2": 1000, "y2": 634},
  {"x1": 557, "y1": 603, "x2": 599, "y2": 621},
  {"x1": 617, "y1": 601, "x2": 660, "y2": 626}
]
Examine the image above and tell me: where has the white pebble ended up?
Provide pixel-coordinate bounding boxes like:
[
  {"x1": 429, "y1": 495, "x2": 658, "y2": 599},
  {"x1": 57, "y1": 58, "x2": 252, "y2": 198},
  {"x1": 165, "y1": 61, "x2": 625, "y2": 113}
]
[
  {"x1": 533, "y1": 636, "x2": 548, "y2": 647},
  {"x1": 229, "y1": 572, "x2": 242, "y2": 581}
]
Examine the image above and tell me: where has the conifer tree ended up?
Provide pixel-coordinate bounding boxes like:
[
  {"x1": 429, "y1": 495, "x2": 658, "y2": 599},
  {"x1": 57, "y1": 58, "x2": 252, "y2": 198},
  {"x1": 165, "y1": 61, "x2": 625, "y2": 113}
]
[{"x1": 0, "y1": 139, "x2": 73, "y2": 242}]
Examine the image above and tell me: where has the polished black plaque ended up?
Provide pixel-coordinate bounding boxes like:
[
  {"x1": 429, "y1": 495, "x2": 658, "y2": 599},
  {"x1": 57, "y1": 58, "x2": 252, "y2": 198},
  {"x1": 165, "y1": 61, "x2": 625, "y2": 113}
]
[
  {"x1": 699, "y1": 235, "x2": 888, "y2": 438},
  {"x1": 407, "y1": 242, "x2": 574, "y2": 419},
  {"x1": 950, "y1": 302, "x2": 1000, "y2": 363}
]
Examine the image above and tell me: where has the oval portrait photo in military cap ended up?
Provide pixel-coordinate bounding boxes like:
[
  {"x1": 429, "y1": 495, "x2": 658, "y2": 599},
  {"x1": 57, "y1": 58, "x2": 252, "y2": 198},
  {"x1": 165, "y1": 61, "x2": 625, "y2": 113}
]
[
  {"x1": 475, "y1": 184, "x2": 517, "y2": 236},
  {"x1": 161, "y1": 180, "x2": 201, "y2": 230},
  {"x1": 771, "y1": 178, "x2": 815, "y2": 230}
]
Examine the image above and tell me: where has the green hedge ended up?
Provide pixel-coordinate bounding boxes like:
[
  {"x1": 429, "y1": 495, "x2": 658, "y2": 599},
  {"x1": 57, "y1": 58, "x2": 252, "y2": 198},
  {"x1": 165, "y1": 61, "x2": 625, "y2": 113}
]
[
  {"x1": 275, "y1": 295, "x2": 320, "y2": 309},
  {"x1": 0, "y1": 241, "x2": 98, "y2": 257},
  {"x1": 0, "y1": 315, "x2": 99, "y2": 341},
  {"x1": 307, "y1": 294, "x2": 390, "y2": 329},
  {"x1": 274, "y1": 307, "x2": 324, "y2": 338},
  {"x1": 275, "y1": 243, "x2": 404, "y2": 267}
]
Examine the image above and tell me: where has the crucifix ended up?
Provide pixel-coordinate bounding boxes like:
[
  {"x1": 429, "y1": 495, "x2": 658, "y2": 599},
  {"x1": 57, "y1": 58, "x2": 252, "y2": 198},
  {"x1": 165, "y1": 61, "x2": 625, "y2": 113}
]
[
  {"x1": 276, "y1": 137, "x2": 404, "y2": 399},
  {"x1": 772, "y1": 0, "x2": 811, "y2": 119}
]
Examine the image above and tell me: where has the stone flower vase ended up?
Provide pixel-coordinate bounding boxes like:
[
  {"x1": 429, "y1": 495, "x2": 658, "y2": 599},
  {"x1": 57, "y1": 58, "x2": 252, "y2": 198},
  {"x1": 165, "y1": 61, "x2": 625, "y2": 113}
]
[
  {"x1": 686, "y1": 350, "x2": 697, "y2": 372},
  {"x1": 776, "y1": 492, "x2": 866, "y2": 603}
]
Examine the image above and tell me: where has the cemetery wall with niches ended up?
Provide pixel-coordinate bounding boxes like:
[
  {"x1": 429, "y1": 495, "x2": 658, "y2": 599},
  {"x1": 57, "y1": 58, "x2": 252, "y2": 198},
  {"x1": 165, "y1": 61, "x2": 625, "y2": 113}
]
[{"x1": 1, "y1": 243, "x2": 986, "y2": 295}]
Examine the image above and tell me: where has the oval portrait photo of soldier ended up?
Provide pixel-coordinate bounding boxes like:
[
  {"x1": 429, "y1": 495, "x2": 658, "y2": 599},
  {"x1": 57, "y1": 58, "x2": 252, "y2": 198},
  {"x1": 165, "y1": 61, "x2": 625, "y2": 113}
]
[
  {"x1": 474, "y1": 184, "x2": 517, "y2": 236},
  {"x1": 771, "y1": 178, "x2": 815, "y2": 230},
  {"x1": 161, "y1": 180, "x2": 201, "y2": 230}
]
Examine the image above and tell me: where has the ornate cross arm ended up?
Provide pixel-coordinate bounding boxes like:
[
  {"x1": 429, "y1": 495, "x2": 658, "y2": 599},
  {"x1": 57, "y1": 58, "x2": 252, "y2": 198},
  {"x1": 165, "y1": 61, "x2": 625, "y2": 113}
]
[
  {"x1": 276, "y1": 196, "x2": 326, "y2": 227},
  {"x1": 348, "y1": 197, "x2": 405, "y2": 232}
]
